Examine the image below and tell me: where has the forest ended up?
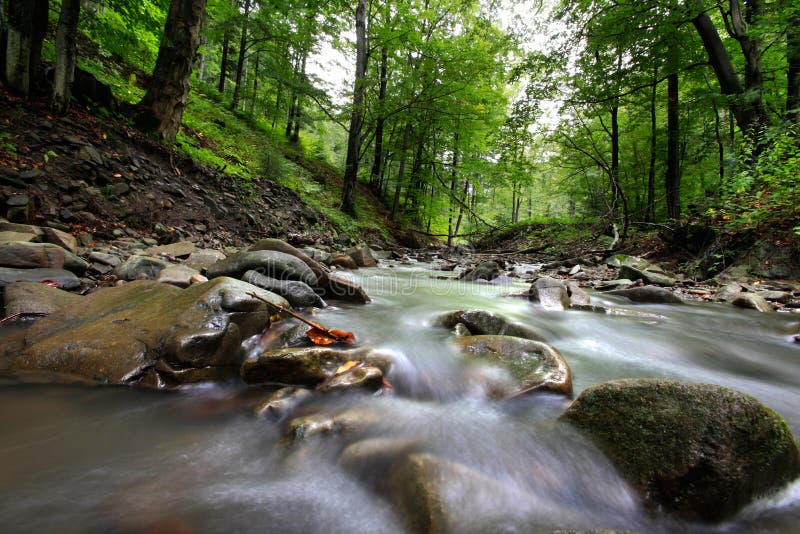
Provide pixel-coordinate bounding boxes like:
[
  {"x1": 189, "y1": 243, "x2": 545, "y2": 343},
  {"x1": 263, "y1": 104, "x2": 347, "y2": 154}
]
[{"x1": 3, "y1": 0, "x2": 798, "y2": 248}]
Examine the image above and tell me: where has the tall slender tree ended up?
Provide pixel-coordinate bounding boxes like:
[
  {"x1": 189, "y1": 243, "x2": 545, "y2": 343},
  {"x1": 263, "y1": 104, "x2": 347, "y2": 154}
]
[{"x1": 50, "y1": 0, "x2": 81, "y2": 114}]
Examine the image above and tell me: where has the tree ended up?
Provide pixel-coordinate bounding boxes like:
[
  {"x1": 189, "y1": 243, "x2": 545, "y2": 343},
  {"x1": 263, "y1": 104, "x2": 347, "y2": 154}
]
[
  {"x1": 136, "y1": 0, "x2": 208, "y2": 142},
  {"x1": 51, "y1": 0, "x2": 81, "y2": 114},
  {"x1": 4, "y1": 0, "x2": 48, "y2": 97},
  {"x1": 340, "y1": 0, "x2": 367, "y2": 215}
]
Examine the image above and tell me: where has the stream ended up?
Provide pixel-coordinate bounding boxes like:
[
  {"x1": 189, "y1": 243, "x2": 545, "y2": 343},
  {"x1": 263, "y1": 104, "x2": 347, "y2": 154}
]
[{"x1": 1, "y1": 261, "x2": 800, "y2": 533}]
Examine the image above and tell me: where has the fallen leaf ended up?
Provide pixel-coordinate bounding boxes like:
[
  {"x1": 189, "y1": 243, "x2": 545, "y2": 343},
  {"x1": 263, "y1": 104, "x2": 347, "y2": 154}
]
[
  {"x1": 38, "y1": 280, "x2": 61, "y2": 287},
  {"x1": 307, "y1": 327, "x2": 336, "y2": 345},
  {"x1": 334, "y1": 360, "x2": 361, "y2": 375}
]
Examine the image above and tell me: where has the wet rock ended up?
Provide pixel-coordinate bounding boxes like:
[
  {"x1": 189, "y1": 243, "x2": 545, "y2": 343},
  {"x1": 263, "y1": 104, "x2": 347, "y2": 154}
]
[
  {"x1": 569, "y1": 304, "x2": 666, "y2": 321},
  {"x1": 261, "y1": 322, "x2": 312, "y2": 350},
  {"x1": 713, "y1": 282, "x2": 743, "y2": 302},
  {"x1": 347, "y1": 245, "x2": 378, "y2": 267},
  {"x1": 452, "y1": 323, "x2": 472, "y2": 337},
  {"x1": 0, "y1": 241, "x2": 66, "y2": 269},
  {"x1": 184, "y1": 249, "x2": 226, "y2": 271},
  {"x1": 595, "y1": 279, "x2": 634, "y2": 291},
  {"x1": 433, "y1": 309, "x2": 545, "y2": 341},
  {"x1": 560, "y1": 379, "x2": 800, "y2": 521},
  {"x1": 461, "y1": 261, "x2": 500, "y2": 282},
  {"x1": 530, "y1": 276, "x2": 571, "y2": 311},
  {"x1": 338, "y1": 437, "x2": 419, "y2": 482},
  {"x1": 323, "y1": 274, "x2": 371, "y2": 304},
  {"x1": 0, "y1": 231, "x2": 40, "y2": 243},
  {"x1": 0, "y1": 267, "x2": 81, "y2": 289},
  {"x1": 567, "y1": 282, "x2": 591, "y2": 306},
  {"x1": 316, "y1": 363, "x2": 384, "y2": 393},
  {"x1": 332, "y1": 254, "x2": 358, "y2": 269},
  {"x1": 145, "y1": 241, "x2": 197, "y2": 258},
  {"x1": 453, "y1": 335, "x2": 572, "y2": 398},
  {"x1": 88, "y1": 251, "x2": 122, "y2": 267},
  {"x1": 617, "y1": 257, "x2": 677, "y2": 287},
  {"x1": 281, "y1": 407, "x2": 382, "y2": 447},
  {"x1": 3, "y1": 282, "x2": 82, "y2": 315},
  {"x1": 241, "y1": 346, "x2": 393, "y2": 386},
  {"x1": 156, "y1": 264, "x2": 201, "y2": 288},
  {"x1": 756, "y1": 290, "x2": 793, "y2": 304},
  {"x1": 9, "y1": 278, "x2": 277, "y2": 388},
  {"x1": 303, "y1": 247, "x2": 333, "y2": 266},
  {"x1": 42, "y1": 227, "x2": 78, "y2": 254},
  {"x1": 206, "y1": 250, "x2": 317, "y2": 286},
  {"x1": 253, "y1": 387, "x2": 312, "y2": 419},
  {"x1": 242, "y1": 269, "x2": 325, "y2": 309},
  {"x1": 113, "y1": 255, "x2": 171, "y2": 281},
  {"x1": 607, "y1": 285, "x2": 683, "y2": 304},
  {"x1": 732, "y1": 292, "x2": 774, "y2": 313}
]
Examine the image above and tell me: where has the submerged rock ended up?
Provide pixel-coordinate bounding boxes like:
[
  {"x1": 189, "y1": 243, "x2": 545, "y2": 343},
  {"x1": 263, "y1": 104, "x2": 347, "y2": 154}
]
[
  {"x1": 316, "y1": 363, "x2": 384, "y2": 393},
  {"x1": 8, "y1": 278, "x2": 281, "y2": 389},
  {"x1": 433, "y1": 309, "x2": 545, "y2": 341},
  {"x1": 281, "y1": 407, "x2": 383, "y2": 447},
  {"x1": 253, "y1": 387, "x2": 312, "y2": 419},
  {"x1": 453, "y1": 335, "x2": 572, "y2": 398},
  {"x1": 560, "y1": 379, "x2": 800, "y2": 521}
]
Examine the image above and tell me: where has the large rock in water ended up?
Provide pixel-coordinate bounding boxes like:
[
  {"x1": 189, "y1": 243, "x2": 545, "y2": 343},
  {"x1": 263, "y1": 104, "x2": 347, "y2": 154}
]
[
  {"x1": 249, "y1": 238, "x2": 330, "y2": 286},
  {"x1": 453, "y1": 335, "x2": 572, "y2": 398},
  {"x1": 8, "y1": 278, "x2": 287, "y2": 389},
  {"x1": 607, "y1": 285, "x2": 683, "y2": 304},
  {"x1": 560, "y1": 379, "x2": 800, "y2": 521},
  {"x1": 206, "y1": 250, "x2": 317, "y2": 286},
  {"x1": 529, "y1": 276, "x2": 571, "y2": 310},
  {"x1": 242, "y1": 270, "x2": 325, "y2": 309},
  {"x1": 461, "y1": 261, "x2": 500, "y2": 282},
  {"x1": 432, "y1": 309, "x2": 545, "y2": 341}
]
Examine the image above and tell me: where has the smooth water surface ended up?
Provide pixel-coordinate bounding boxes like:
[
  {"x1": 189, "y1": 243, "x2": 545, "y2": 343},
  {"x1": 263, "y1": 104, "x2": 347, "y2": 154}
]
[{"x1": 1, "y1": 263, "x2": 799, "y2": 533}]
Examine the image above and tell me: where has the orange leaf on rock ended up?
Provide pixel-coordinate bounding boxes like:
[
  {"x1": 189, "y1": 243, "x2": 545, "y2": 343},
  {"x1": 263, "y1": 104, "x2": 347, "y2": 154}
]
[
  {"x1": 334, "y1": 360, "x2": 362, "y2": 375},
  {"x1": 307, "y1": 327, "x2": 336, "y2": 346}
]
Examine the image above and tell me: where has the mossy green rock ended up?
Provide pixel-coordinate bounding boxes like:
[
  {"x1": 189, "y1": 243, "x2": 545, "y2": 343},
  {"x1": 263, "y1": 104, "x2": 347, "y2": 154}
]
[{"x1": 560, "y1": 379, "x2": 800, "y2": 521}]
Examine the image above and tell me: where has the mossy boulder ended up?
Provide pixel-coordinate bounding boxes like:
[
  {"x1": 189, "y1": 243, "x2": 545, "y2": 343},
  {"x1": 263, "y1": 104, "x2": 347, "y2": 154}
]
[
  {"x1": 560, "y1": 379, "x2": 800, "y2": 521},
  {"x1": 433, "y1": 309, "x2": 545, "y2": 341}
]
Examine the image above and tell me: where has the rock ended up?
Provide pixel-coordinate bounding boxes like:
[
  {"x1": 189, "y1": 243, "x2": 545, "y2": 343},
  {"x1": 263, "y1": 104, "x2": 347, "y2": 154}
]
[
  {"x1": 432, "y1": 309, "x2": 545, "y2": 341},
  {"x1": 206, "y1": 250, "x2": 317, "y2": 286},
  {"x1": 250, "y1": 240, "x2": 331, "y2": 288},
  {"x1": 569, "y1": 264, "x2": 581, "y2": 275},
  {"x1": 316, "y1": 363, "x2": 384, "y2": 393},
  {"x1": 452, "y1": 323, "x2": 472, "y2": 337},
  {"x1": 453, "y1": 335, "x2": 572, "y2": 398},
  {"x1": 281, "y1": 407, "x2": 382, "y2": 447},
  {"x1": 88, "y1": 251, "x2": 122, "y2": 267},
  {"x1": 530, "y1": 276, "x2": 571, "y2": 311},
  {"x1": 6, "y1": 194, "x2": 30, "y2": 207},
  {"x1": 0, "y1": 221, "x2": 43, "y2": 235},
  {"x1": 732, "y1": 292, "x2": 774, "y2": 313},
  {"x1": 561, "y1": 379, "x2": 800, "y2": 521},
  {"x1": 261, "y1": 322, "x2": 313, "y2": 350},
  {"x1": 461, "y1": 261, "x2": 500, "y2": 282},
  {"x1": 0, "y1": 231, "x2": 40, "y2": 243},
  {"x1": 42, "y1": 227, "x2": 78, "y2": 254},
  {"x1": 607, "y1": 285, "x2": 683, "y2": 304},
  {"x1": 113, "y1": 255, "x2": 171, "y2": 281},
  {"x1": 347, "y1": 245, "x2": 378, "y2": 267},
  {"x1": 617, "y1": 257, "x2": 677, "y2": 287},
  {"x1": 332, "y1": 254, "x2": 358, "y2": 269},
  {"x1": 253, "y1": 387, "x2": 312, "y2": 419},
  {"x1": 241, "y1": 346, "x2": 393, "y2": 386},
  {"x1": 9, "y1": 278, "x2": 277, "y2": 389},
  {"x1": 713, "y1": 282, "x2": 743, "y2": 302},
  {"x1": 145, "y1": 241, "x2": 197, "y2": 258},
  {"x1": 76, "y1": 144, "x2": 104, "y2": 166},
  {"x1": 156, "y1": 264, "x2": 201, "y2": 288},
  {"x1": 0, "y1": 241, "x2": 66, "y2": 269},
  {"x1": 0, "y1": 267, "x2": 81, "y2": 289},
  {"x1": 569, "y1": 304, "x2": 666, "y2": 321},
  {"x1": 302, "y1": 247, "x2": 333, "y2": 265},
  {"x1": 567, "y1": 282, "x2": 591, "y2": 306},
  {"x1": 184, "y1": 249, "x2": 226, "y2": 271},
  {"x1": 595, "y1": 279, "x2": 634, "y2": 291},
  {"x1": 242, "y1": 270, "x2": 326, "y2": 309},
  {"x1": 3, "y1": 282, "x2": 82, "y2": 315},
  {"x1": 338, "y1": 437, "x2": 419, "y2": 482},
  {"x1": 323, "y1": 274, "x2": 371, "y2": 304},
  {"x1": 756, "y1": 290, "x2": 793, "y2": 303}
]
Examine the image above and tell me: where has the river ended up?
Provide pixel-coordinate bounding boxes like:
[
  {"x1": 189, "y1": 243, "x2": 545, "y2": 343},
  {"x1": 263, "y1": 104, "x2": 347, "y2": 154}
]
[{"x1": 1, "y1": 262, "x2": 799, "y2": 532}]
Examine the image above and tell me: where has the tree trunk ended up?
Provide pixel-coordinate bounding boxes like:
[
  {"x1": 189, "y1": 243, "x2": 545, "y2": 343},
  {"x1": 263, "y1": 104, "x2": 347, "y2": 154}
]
[
  {"x1": 391, "y1": 123, "x2": 411, "y2": 221},
  {"x1": 341, "y1": 0, "x2": 368, "y2": 215},
  {"x1": 446, "y1": 133, "x2": 459, "y2": 248},
  {"x1": 230, "y1": 0, "x2": 251, "y2": 111},
  {"x1": 290, "y1": 54, "x2": 306, "y2": 143},
  {"x1": 249, "y1": 51, "x2": 259, "y2": 114},
  {"x1": 218, "y1": 29, "x2": 230, "y2": 93},
  {"x1": 50, "y1": 0, "x2": 80, "y2": 114},
  {"x1": 369, "y1": 45, "x2": 389, "y2": 188},
  {"x1": 610, "y1": 101, "x2": 629, "y2": 238},
  {"x1": 646, "y1": 68, "x2": 657, "y2": 222},
  {"x1": 787, "y1": 1, "x2": 800, "y2": 124},
  {"x1": 5, "y1": 0, "x2": 48, "y2": 97},
  {"x1": 136, "y1": 0, "x2": 207, "y2": 143},
  {"x1": 666, "y1": 71, "x2": 681, "y2": 220}
]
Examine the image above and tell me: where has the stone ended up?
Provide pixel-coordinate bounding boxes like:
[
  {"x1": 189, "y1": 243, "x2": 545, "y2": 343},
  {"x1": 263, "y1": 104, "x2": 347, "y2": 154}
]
[
  {"x1": 261, "y1": 322, "x2": 313, "y2": 350},
  {"x1": 618, "y1": 259, "x2": 677, "y2": 287},
  {"x1": 184, "y1": 249, "x2": 226, "y2": 271},
  {"x1": 569, "y1": 264, "x2": 581, "y2": 275},
  {"x1": 206, "y1": 250, "x2": 317, "y2": 286},
  {"x1": 0, "y1": 221, "x2": 44, "y2": 235},
  {"x1": 9, "y1": 278, "x2": 277, "y2": 389},
  {"x1": 109, "y1": 182, "x2": 130, "y2": 196},
  {"x1": 303, "y1": 247, "x2": 333, "y2": 265},
  {"x1": 253, "y1": 387, "x2": 312, "y2": 419},
  {"x1": 156, "y1": 264, "x2": 201, "y2": 288},
  {"x1": 3, "y1": 282, "x2": 82, "y2": 315},
  {"x1": 281, "y1": 407, "x2": 382, "y2": 447},
  {"x1": 461, "y1": 261, "x2": 500, "y2": 282},
  {"x1": 6, "y1": 194, "x2": 29, "y2": 207},
  {"x1": 324, "y1": 275, "x2": 372, "y2": 304},
  {"x1": 607, "y1": 285, "x2": 683, "y2": 304},
  {"x1": 433, "y1": 309, "x2": 545, "y2": 341},
  {"x1": 145, "y1": 241, "x2": 197, "y2": 258},
  {"x1": 241, "y1": 346, "x2": 393, "y2": 386},
  {"x1": 0, "y1": 241, "x2": 66, "y2": 269},
  {"x1": 595, "y1": 279, "x2": 634, "y2": 291},
  {"x1": 347, "y1": 245, "x2": 378, "y2": 267},
  {"x1": 732, "y1": 292, "x2": 774, "y2": 313},
  {"x1": 316, "y1": 363, "x2": 384, "y2": 393},
  {"x1": 756, "y1": 290, "x2": 793, "y2": 303},
  {"x1": 338, "y1": 438, "x2": 419, "y2": 482},
  {"x1": 453, "y1": 335, "x2": 573, "y2": 398},
  {"x1": 0, "y1": 267, "x2": 81, "y2": 289},
  {"x1": 0, "y1": 231, "x2": 40, "y2": 244},
  {"x1": 530, "y1": 276, "x2": 571, "y2": 311},
  {"x1": 88, "y1": 251, "x2": 122, "y2": 267},
  {"x1": 567, "y1": 282, "x2": 591, "y2": 306},
  {"x1": 561, "y1": 379, "x2": 800, "y2": 521},
  {"x1": 42, "y1": 227, "x2": 78, "y2": 254},
  {"x1": 332, "y1": 254, "x2": 358, "y2": 269},
  {"x1": 250, "y1": 238, "x2": 331, "y2": 285},
  {"x1": 76, "y1": 145, "x2": 104, "y2": 167},
  {"x1": 113, "y1": 255, "x2": 171, "y2": 281},
  {"x1": 713, "y1": 282, "x2": 743, "y2": 302},
  {"x1": 241, "y1": 270, "x2": 325, "y2": 308}
]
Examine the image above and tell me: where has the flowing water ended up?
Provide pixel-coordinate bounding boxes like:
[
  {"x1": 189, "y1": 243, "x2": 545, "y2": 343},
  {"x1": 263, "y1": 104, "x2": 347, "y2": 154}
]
[{"x1": 1, "y1": 262, "x2": 800, "y2": 533}]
